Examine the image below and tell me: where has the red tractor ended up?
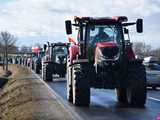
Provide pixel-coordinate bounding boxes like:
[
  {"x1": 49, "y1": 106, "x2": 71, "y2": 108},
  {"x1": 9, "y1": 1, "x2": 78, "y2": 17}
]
[{"x1": 65, "y1": 16, "x2": 146, "y2": 107}]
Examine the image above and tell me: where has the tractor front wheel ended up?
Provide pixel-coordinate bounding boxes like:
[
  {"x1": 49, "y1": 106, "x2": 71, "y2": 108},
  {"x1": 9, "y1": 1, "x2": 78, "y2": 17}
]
[
  {"x1": 42, "y1": 63, "x2": 53, "y2": 82},
  {"x1": 126, "y1": 64, "x2": 146, "y2": 107},
  {"x1": 35, "y1": 64, "x2": 40, "y2": 74},
  {"x1": 67, "y1": 66, "x2": 73, "y2": 102},
  {"x1": 116, "y1": 88, "x2": 127, "y2": 103},
  {"x1": 72, "y1": 64, "x2": 90, "y2": 106}
]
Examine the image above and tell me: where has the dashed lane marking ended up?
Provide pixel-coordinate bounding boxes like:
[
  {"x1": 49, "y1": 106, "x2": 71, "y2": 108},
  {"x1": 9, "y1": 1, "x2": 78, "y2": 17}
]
[{"x1": 148, "y1": 97, "x2": 160, "y2": 102}]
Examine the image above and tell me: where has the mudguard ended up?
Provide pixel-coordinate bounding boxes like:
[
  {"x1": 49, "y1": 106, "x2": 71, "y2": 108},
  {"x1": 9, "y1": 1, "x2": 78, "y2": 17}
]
[
  {"x1": 125, "y1": 45, "x2": 135, "y2": 60},
  {"x1": 125, "y1": 45, "x2": 144, "y2": 65},
  {"x1": 69, "y1": 45, "x2": 78, "y2": 62}
]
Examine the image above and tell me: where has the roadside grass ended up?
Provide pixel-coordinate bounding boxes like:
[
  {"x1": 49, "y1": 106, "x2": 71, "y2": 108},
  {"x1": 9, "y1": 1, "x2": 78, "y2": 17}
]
[{"x1": 0, "y1": 65, "x2": 73, "y2": 120}]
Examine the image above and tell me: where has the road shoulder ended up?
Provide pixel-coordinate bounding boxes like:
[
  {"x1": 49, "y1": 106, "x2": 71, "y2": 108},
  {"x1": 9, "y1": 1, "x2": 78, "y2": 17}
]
[{"x1": 0, "y1": 65, "x2": 74, "y2": 120}]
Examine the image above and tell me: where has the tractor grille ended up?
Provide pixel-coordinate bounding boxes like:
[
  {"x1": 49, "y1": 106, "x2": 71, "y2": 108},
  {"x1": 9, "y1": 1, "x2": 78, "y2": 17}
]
[{"x1": 100, "y1": 47, "x2": 119, "y2": 59}]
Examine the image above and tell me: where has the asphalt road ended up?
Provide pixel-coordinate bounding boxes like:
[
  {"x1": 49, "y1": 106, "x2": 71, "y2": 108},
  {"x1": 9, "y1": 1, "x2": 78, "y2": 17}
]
[
  {"x1": 47, "y1": 81, "x2": 160, "y2": 120},
  {"x1": 38, "y1": 71, "x2": 160, "y2": 120}
]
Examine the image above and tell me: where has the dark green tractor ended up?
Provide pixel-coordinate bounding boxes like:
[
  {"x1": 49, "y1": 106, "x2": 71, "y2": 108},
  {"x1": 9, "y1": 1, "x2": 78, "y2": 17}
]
[{"x1": 42, "y1": 42, "x2": 69, "y2": 81}]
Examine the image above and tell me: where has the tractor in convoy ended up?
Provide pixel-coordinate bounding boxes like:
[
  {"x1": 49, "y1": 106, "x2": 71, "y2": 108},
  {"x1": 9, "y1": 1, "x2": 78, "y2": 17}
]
[
  {"x1": 31, "y1": 47, "x2": 45, "y2": 74},
  {"x1": 65, "y1": 16, "x2": 146, "y2": 107},
  {"x1": 42, "y1": 42, "x2": 69, "y2": 81}
]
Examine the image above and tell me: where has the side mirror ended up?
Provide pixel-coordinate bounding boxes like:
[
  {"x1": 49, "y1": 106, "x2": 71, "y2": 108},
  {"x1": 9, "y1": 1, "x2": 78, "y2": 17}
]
[
  {"x1": 136, "y1": 19, "x2": 143, "y2": 33},
  {"x1": 65, "y1": 20, "x2": 72, "y2": 34},
  {"x1": 43, "y1": 44, "x2": 47, "y2": 51}
]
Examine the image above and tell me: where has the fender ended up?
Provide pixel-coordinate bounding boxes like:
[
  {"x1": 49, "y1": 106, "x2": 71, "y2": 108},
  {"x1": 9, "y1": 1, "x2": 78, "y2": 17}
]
[
  {"x1": 69, "y1": 44, "x2": 78, "y2": 62},
  {"x1": 125, "y1": 45, "x2": 144, "y2": 64},
  {"x1": 125, "y1": 45, "x2": 135, "y2": 60}
]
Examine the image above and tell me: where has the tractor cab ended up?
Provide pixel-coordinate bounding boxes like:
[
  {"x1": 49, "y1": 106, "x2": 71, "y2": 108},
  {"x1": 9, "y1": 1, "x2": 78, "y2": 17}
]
[
  {"x1": 65, "y1": 16, "x2": 142, "y2": 62},
  {"x1": 51, "y1": 43, "x2": 68, "y2": 65},
  {"x1": 31, "y1": 47, "x2": 45, "y2": 73},
  {"x1": 86, "y1": 22, "x2": 123, "y2": 63}
]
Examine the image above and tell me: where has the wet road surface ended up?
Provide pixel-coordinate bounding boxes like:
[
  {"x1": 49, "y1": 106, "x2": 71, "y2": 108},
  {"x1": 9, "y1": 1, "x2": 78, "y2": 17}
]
[
  {"x1": 47, "y1": 80, "x2": 160, "y2": 120},
  {"x1": 36, "y1": 70, "x2": 160, "y2": 120}
]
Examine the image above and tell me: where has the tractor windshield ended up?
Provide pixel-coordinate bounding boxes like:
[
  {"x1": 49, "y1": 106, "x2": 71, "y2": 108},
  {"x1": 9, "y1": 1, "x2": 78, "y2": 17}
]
[
  {"x1": 52, "y1": 46, "x2": 68, "y2": 63},
  {"x1": 87, "y1": 24, "x2": 122, "y2": 46},
  {"x1": 86, "y1": 24, "x2": 123, "y2": 61},
  {"x1": 52, "y1": 46, "x2": 68, "y2": 56}
]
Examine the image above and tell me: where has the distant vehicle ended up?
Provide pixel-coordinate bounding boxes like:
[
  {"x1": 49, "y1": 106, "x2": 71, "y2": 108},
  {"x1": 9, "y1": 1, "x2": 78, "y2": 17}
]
[
  {"x1": 31, "y1": 47, "x2": 45, "y2": 74},
  {"x1": 42, "y1": 42, "x2": 69, "y2": 81},
  {"x1": 143, "y1": 56, "x2": 160, "y2": 70},
  {"x1": 146, "y1": 70, "x2": 160, "y2": 90}
]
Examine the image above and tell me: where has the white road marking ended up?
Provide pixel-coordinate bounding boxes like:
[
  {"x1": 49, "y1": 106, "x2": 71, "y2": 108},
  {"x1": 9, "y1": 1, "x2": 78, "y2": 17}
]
[
  {"x1": 30, "y1": 69, "x2": 83, "y2": 120},
  {"x1": 148, "y1": 97, "x2": 160, "y2": 102}
]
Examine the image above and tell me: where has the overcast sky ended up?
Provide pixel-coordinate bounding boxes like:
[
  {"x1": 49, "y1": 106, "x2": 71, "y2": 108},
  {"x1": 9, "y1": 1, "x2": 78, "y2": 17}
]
[{"x1": 0, "y1": 0, "x2": 160, "y2": 48}]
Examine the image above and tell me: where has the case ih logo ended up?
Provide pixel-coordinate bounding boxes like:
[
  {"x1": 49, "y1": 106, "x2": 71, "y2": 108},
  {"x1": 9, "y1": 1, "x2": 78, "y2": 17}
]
[{"x1": 156, "y1": 113, "x2": 160, "y2": 120}]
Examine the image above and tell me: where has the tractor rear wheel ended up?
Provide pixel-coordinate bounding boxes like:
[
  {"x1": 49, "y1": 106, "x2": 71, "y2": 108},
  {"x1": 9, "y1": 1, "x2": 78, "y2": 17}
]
[
  {"x1": 31, "y1": 62, "x2": 34, "y2": 70},
  {"x1": 42, "y1": 64, "x2": 46, "y2": 81},
  {"x1": 127, "y1": 64, "x2": 146, "y2": 107},
  {"x1": 42, "y1": 64, "x2": 48, "y2": 81},
  {"x1": 116, "y1": 88, "x2": 127, "y2": 103},
  {"x1": 72, "y1": 64, "x2": 90, "y2": 106},
  {"x1": 35, "y1": 64, "x2": 40, "y2": 74}
]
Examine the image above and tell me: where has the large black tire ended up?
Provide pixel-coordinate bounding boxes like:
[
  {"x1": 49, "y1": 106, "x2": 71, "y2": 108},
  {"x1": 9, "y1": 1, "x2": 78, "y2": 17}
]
[
  {"x1": 67, "y1": 65, "x2": 73, "y2": 102},
  {"x1": 72, "y1": 64, "x2": 90, "y2": 106},
  {"x1": 31, "y1": 62, "x2": 34, "y2": 70},
  {"x1": 126, "y1": 64, "x2": 147, "y2": 107},
  {"x1": 116, "y1": 88, "x2": 127, "y2": 103},
  {"x1": 42, "y1": 63, "x2": 53, "y2": 82},
  {"x1": 35, "y1": 64, "x2": 40, "y2": 74},
  {"x1": 42, "y1": 64, "x2": 46, "y2": 81}
]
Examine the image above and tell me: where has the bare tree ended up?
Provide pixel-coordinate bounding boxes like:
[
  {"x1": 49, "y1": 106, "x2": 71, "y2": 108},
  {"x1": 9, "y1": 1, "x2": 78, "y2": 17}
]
[
  {"x1": 150, "y1": 48, "x2": 160, "y2": 61},
  {"x1": 133, "y1": 42, "x2": 152, "y2": 58},
  {"x1": 0, "y1": 31, "x2": 17, "y2": 71},
  {"x1": 133, "y1": 42, "x2": 145, "y2": 58},
  {"x1": 144, "y1": 45, "x2": 152, "y2": 56}
]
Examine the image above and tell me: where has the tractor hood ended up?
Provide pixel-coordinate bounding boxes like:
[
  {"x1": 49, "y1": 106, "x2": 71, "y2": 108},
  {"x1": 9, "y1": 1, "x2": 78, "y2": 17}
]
[
  {"x1": 95, "y1": 41, "x2": 120, "y2": 64},
  {"x1": 96, "y1": 41, "x2": 118, "y2": 48}
]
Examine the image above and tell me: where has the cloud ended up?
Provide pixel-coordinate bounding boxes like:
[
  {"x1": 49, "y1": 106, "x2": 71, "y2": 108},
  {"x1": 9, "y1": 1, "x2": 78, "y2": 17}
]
[{"x1": 0, "y1": 0, "x2": 159, "y2": 47}]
